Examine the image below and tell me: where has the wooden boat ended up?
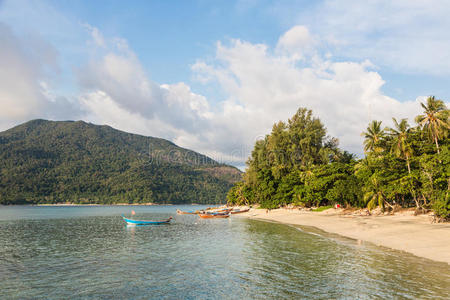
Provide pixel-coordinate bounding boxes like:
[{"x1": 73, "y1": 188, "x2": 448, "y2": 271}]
[
  {"x1": 176, "y1": 209, "x2": 197, "y2": 215},
  {"x1": 122, "y1": 215, "x2": 172, "y2": 225},
  {"x1": 207, "y1": 208, "x2": 232, "y2": 214},
  {"x1": 204, "y1": 206, "x2": 230, "y2": 212},
  {"x1": 216, "y1": 208, "x2": 232, "y2": 213},
  {"x1": 231, "y1": 208, "x2": 250, "y2": 214},
  {"x1": 198, "y1": 213, "x2": 230, "y2": 219}
]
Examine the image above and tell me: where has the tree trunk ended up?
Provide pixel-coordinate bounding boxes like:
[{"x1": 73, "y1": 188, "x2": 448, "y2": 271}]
[
  {"x1": 434, "y1": 135, "x2": 440, "y2": 154},
  {"x1": 411, "y1": 188, "x2": 418, "y2": 209},
  {"x1": 423, "y1": 170, "x2": 434, "y2": 193},
  {"x1": 406, "y1": 158, "x2": 411, "y2": 174},
  {"x1": 447, "y1": 178, "x2": 449, "y2": 205},
  {"x1": 384, "y1": 200, "x2": 395, "y2": 210},
  {"x1": 406, "y1": 156, "x2": 418, "y2": 208},
  {"x1": 413, "y1": 194, "x2": 420, "y2": 209},
  {"x1": 421, "y1": 193, "x2": 428, "y2": 207}
]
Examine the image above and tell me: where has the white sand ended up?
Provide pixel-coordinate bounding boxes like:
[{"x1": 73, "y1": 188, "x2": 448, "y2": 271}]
[{"x1": 238, "y1": 208, "x2": 450, "y2": 264}]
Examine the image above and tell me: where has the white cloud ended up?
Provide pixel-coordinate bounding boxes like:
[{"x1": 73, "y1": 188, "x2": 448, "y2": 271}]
[
  {"x1": 191, "y1": 36, "x2": 424, "y2": 160},
  {"x1": 276, "y1": 25, "x2": 315, "y2": 59},
  {"x1": 74, "y1": 31, "x2": 271, "y2": 165},
  {"x1": 0, "y1": 22, "x2": 44, "y2": 121},
  {"x1": 77, "y1": 32, "x2": 216, "y2": 148},
  {"x1": 296, "y1": 0, "x2": 450, "y2": 75},
  {"x1": 0, "y1": 22, "x2": 82, "y2": 131},
  {"x1": 79, "y1": 90, "x2": 176, "y2": 138},
  {"x1": 84, "y1": 24, "x2": 106, "y2": 48}
]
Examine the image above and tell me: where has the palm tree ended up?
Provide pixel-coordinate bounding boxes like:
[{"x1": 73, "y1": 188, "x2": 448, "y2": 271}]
[
  {"x1": 415, "y1": 96, "x2": 449, "y2": 154},
  {"x1": 388, "y1": 118, "x2": 413, "y2": 174},
  {"x1": 364, "y1": 177, "x2": 386, "y2": 211},
  {"x1": 388, "y1": 118, "x2": 420, "y2": 207},
  {"x1": 362, "y1": 120, "x2": 386, "y2": 153}
]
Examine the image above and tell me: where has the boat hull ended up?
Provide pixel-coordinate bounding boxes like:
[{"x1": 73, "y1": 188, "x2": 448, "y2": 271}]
[
  {"x1": 198, "y1": 214, "x2": 230, "y2": 219},
  {"x1": 176, "y1": 209, "x2": 197, "y2": 215},
  {"x1": 231, "y1": 209, "x2": 250, "y2": 214},
  {"x1": 122, "y1": 216, "x2": 172, "y2": 225}
]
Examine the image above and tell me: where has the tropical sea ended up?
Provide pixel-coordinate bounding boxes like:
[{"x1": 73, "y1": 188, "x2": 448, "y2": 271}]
[{"x1": 0, "y1": 205, "x2": 449, "y2": 299}]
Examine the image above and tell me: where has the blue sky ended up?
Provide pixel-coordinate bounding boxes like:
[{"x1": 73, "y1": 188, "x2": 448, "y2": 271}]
[{"x1": 1, "y1": 0, "x2": 449, "y2": 168}]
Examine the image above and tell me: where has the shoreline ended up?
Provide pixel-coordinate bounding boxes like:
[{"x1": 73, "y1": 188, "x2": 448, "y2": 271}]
[{"x1": 238, "y1": 208, "x2": 450, "y2": 265}]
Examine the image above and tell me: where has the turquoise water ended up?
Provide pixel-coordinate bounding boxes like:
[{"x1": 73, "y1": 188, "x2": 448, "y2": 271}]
[{"x1": 0, "y1": 205, "x2": 449, "y2": 299}]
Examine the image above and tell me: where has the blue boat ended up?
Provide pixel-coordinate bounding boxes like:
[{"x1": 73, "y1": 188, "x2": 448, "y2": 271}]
[
  {"x1": 122, "y1": 215, "x2": 172, "y2": 225},
  {"x1": 176, "y1": 209, "x2": 198, "y2": 215}
]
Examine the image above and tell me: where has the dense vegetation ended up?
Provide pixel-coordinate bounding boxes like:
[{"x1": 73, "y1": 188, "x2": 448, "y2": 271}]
[
  {"x1": 0, "y1": 120, "x2": 241, "y2": 205},
  {"x1": 227, "y1": 97, "x2": 449, "y2": 221}
]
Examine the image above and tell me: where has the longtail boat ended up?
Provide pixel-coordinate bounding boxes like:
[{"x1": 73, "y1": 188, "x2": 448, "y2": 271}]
[
  {"x1": 208, "y1": 208, "x2": 232, "y2": 213},
  {"x1": 198, "y1": 213, "x2": 230, "y2": 219},
  {"x1": 230, "y1": 208, "x2": 250, "y2": 214},
  {"x1": 122, "y1": 215, "x2": 172, "y2": 225},
  {"x1": 176, "y1": 209, "x2": 198, "y2": 215}
]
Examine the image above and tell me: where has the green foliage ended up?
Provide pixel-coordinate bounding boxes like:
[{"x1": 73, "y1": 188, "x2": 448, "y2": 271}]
[
  {"x1": 230, "y1": 107, "x2": 360, "y2": 209},
  {"x1": 226, "y1": 181, "x2": 255, "y2": 206},
  {"x1": 415, "y1": 96, "x2": 449, "y2": 154},
  {"x1": 432, "y1": 193, "x2": 450, "y2": 221},
  {"x1": 228, "y1": 99, "x2": 449, "y2": 220},
  {"x1": 0, "y1": 120, "x2": 242, "y2": 205},
  {"x1": 362, "y1": 120, "x2": 386, "y2": 153},
  {"x1": 363, "y1": 176, "x2": 386, "y2": 211}
]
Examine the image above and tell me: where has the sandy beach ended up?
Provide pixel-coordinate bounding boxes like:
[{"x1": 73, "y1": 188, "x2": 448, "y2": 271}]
[{"x1": 238, "y1": 208, "x2": 450, "y2": 265}]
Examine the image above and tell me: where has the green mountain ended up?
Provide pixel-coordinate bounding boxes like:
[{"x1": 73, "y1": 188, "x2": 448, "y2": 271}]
[{"x1": 0, "y1": 120, "x2": 241, "y2": 205}]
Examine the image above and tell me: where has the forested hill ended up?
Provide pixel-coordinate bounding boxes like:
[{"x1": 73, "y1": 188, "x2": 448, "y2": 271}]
[{"x1": 0, "y1": 119, "x2": 241, "y2": 205}]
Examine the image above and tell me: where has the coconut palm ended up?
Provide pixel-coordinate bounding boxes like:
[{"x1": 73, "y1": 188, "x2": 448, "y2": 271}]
[
  {"x1": 388, "y1": 118, "x2": 413, "y2": 173},
  {"x1": 362, "y1": 120, "x2": 385, "y2": 153},
  {"x1": 364, "y1": 177, "x2": 386, "y2": 211},
  {"x1": 388, "y1": 118, "x2": 420, "y2": 207},
  {"x1": 415, "y1": 96, "x2": 449, "y2": 154}
]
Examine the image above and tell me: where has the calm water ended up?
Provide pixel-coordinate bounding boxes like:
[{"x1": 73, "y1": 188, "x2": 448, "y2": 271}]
[{"x1": 0, "y1": 206, "x2": 449, "y2": 299}]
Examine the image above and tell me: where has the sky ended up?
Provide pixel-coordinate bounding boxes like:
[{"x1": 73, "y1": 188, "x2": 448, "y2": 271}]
[{"x1": 1, "y1": 0, "x2": 449, "y2": 169}]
